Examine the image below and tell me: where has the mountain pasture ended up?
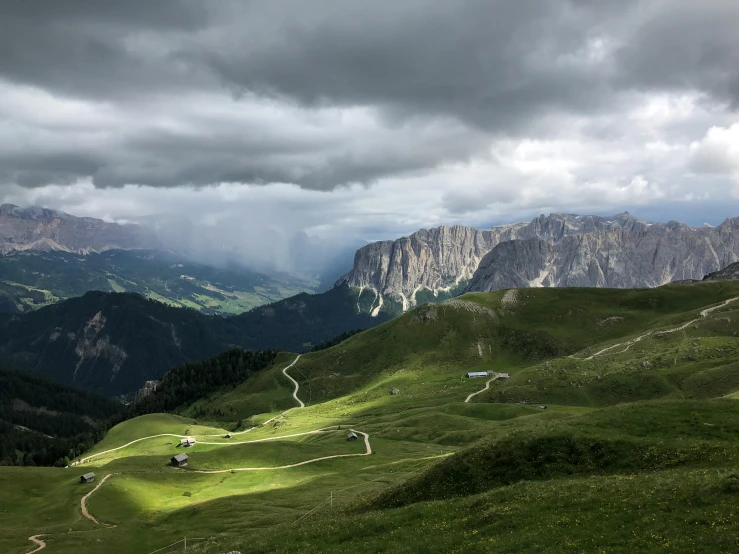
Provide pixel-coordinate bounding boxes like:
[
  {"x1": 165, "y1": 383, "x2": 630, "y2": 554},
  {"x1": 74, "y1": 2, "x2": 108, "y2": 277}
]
[{"x1": 2, "y1": 283, "x2": 739, "y2": 552}]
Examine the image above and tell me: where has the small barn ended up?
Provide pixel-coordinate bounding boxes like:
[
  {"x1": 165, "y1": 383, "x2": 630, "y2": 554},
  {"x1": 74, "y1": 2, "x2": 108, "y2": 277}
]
[
  {"x1": 467, "y1": 372, "x2": 488, "y2": 378},
  {"x1": 171, "y1": 453, "x2": 188, "y2": 467},
  {"x1": 80, "y1": 472, "x2": 95, "y2": 484},
  {"x1": 347, "y1": 432, "x2": 358, "y2": 441},
  {"x1": 180, "y1": 437, "x2": 196, "y2": 447},
  {"x1": 497, "y1": 373, "x2": 510, "y2": 379}
]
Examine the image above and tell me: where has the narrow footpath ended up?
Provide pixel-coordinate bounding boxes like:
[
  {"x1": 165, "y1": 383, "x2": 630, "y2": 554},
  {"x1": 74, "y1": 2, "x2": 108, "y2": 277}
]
[
  {"x1": 26, "y1": 535, "x2": 46, "y2": 553},
  {"x1": 573, "y1": 297, "x2": 739, "y2": 361},
  {"x1": 79, "y1": 355, "x2": 307, "y2": 465},
  {"x1": 282, "y1": 354, "x2": 304, "y2": 408},
  {"x1": 465, "y1": 376, "x2": 496, "y2": 403},
  {"x1": 80, "y1": 474, "x2": 114, "y2": 525},
  {"x1": 185, "y1": 429, "x2": 372, "y2": 474}
]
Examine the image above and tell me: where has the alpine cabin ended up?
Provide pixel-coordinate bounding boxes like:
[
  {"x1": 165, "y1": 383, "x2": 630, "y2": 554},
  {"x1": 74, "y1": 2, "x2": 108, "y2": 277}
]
[
  {"x1": 171, "y1": 454, "x2": 188, "y2": 467},
  {"x1": 80, "y1": 472, "x2": 95, "y2": 484},
  {"x1": 466, "y1": 372, "x2": 488, "y2": 378}
]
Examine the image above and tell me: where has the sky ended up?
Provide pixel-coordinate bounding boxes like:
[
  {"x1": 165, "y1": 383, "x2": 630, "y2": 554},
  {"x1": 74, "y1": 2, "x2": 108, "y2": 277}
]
[{"x1": 1, "y1": 0, "x2": 739, "y2": 270}]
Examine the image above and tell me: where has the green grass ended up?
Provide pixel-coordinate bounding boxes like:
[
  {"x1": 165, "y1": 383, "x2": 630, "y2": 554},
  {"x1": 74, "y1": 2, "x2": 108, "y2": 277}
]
[
  {"x1": 215, "y1": 466, "x2": 739, "y2": 554},
  {"x1": 4, "y1": 283, "x2": 739, "y2": 553}
]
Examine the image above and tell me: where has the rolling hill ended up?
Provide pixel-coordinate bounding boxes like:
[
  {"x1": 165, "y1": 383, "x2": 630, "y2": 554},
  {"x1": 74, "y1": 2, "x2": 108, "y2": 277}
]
[{"x1": 1, "y1": 282, "x2": 737, "y2": 552}]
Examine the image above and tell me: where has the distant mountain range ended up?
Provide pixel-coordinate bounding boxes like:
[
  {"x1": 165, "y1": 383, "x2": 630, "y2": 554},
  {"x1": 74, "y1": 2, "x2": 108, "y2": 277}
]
[
  {"x1": 0, "y1": 287, "x2": 387, "y2": 396},
  {"x1": 338, "y1": 213, "x2": 739, "y2": 313},
  {"x1": 0, "y1": 203, "x2": 155, "y2": 254},
  {"x1": 0, "y1": 203, "x2": 359, "y2": 287},
  {"x1": 4, "y1": 204, "x2": 739, "y2": 398}
]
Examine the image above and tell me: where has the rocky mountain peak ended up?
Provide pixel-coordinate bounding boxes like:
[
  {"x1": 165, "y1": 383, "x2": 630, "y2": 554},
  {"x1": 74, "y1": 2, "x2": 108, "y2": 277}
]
[
  {"x1": 335, "y1": 212, "x2": 658, "y2": 315},
  {"x1": 0, "y1": 205, "x2": 156, "y2": 255}
]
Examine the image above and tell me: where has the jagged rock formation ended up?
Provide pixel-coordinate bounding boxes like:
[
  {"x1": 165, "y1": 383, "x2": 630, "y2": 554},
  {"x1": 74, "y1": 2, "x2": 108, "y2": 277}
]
[
  {"x1": 703, "y1": 261, "x2": 739, "y2": 281},
  {"x1": 0, "y1": 203, "x2": 156, "y2": 254},
  {"x1": 467, "y1": 218, "x2": 739, "y2": 292},
  {"x1": 337, "y1": 213, "x2": 653, "y2": 313},
  {"x1": 135, "y1": 380, "x2": 160, "y2": 403}
]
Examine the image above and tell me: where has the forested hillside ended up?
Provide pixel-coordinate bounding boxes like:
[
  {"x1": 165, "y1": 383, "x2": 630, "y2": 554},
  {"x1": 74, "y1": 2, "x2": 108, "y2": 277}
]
[
  {"x1": 0, "y1": 286, "x2": 390, "y2": 396},
  {"x1": 0, "y1": 368, "x2": 121, "y2": 466}
]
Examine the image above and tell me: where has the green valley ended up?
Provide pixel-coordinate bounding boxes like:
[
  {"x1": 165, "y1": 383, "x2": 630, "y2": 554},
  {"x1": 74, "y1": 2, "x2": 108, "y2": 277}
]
[
  {"x1": 1, "y1": 282, "x2": 739, "y2": 553},
  {"x1": 0, "y1": 249, "x2": 317, "y2": 315}
]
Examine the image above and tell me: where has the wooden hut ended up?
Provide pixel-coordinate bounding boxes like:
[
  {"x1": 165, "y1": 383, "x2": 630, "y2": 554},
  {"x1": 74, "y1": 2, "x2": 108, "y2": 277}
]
[
  {"x1": 79, "y1": 472, "x2": 95, "y2": 484},
  {"x1": 171, "y1": 454, "x2": 188, "y2": 467}
]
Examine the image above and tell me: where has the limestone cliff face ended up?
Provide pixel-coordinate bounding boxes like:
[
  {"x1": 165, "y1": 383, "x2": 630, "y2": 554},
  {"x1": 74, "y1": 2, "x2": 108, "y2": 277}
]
[
  {"x1": 336, "y1": 212, "x2": 649, "y2": 312},
  {"x1": 467, "y1": 218, "x2": 739, "y2": 293},
  {"x1": 0, "y1": 204, "x2": 155, "y2": 254}
]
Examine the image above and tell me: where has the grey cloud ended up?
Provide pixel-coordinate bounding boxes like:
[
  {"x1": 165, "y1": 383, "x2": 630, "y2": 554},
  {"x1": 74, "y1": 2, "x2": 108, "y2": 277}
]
[
  {"x1": 0, "y1": 0, "x2": 737, "y2": 190},
  {"x1": 613, "y1": 0, "x2": 739, "y2": 107}
]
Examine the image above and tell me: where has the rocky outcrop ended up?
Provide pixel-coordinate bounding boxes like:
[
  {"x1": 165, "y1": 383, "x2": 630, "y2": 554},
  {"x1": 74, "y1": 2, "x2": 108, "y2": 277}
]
[
  {"x1": 135, "y1": 380, "x2": 160, "y2": 403},
  {"x1": 0, "y1": 204, "x2": 156, "y2": 255},
  {"x1": 467, "y1": 218, "x2": 739, "y2": 292},
  {"x1": 337, "y1": 212, "x2": 652, "y2": 313},
  {"x1": 703, "y1": 261, "x2": 739, "y2": 281}
]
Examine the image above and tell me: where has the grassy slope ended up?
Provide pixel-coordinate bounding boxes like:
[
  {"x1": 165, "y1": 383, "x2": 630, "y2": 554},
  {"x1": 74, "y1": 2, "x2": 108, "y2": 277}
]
[{"x1": 3, "y1": 283, "x2": 739, "y2": 553}]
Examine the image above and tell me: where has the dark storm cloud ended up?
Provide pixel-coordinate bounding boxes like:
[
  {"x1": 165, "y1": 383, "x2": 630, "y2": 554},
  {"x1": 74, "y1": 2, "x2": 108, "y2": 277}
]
[
  {"x1": 0, "y1": 0, "x2": 737, "y2": 189},
  {"x1": 613, "y1": 0, "x2": 739, "y2": 107}
]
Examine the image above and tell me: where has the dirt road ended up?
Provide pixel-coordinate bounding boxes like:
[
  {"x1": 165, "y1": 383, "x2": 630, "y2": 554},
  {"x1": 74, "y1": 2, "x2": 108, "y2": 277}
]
[
  {"x1": 81, "y1": 474, "x2": 113, "y2": 525},
  {"x1": 185, "y1": 429, "x2": 372, "y2": 473},
  {"x1": 576, "y1": 297, "x2": 739, "y2": 361},
  {"x1": 464, "y1": 376, "x2": 496, "y2": 403},
  {"x1": 26, "y1": 535, "x2": 46, "y2": 553},
  {"x1": 282, "y1": 354, "x2": 304, "y2": 408}
]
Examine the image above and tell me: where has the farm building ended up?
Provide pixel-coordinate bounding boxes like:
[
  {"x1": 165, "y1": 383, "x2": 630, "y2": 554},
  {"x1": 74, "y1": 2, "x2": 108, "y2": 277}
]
[
  {"x1": 347, "y1": 432, "x2": 358, "y2": 441},
  {"x1": 171, "y1": 453, "x2": 188, "y2": 467},
  {"x1": 79, "y1": 472, "x2": 95, "y2": 484},
  {"x1": 466, "y1": 372, "x2": 488, "y2": 378},
  {"x1": 497, "y1": 373, "x2": 510, "y2": 379},
  {"x1": 180, "y1": 437, "x2": 196, "y2": 447}
]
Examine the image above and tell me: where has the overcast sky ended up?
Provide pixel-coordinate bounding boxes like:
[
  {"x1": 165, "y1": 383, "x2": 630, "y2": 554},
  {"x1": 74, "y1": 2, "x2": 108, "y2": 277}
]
[{"x1": 1, "y1": 0, "x2": 738, "y2": 265}]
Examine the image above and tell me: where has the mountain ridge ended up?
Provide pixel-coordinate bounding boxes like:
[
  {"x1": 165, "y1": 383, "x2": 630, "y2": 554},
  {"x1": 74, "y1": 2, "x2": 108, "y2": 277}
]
[
  {"x1": 0, "y1": 285, "x2": 388, "y2": 396},
  {"x1": 336, "y1": 212, "x2": 670, "y2": 312},
  {"x1": 0, "y1": 203, "x2": 157, "y2": 255},
  {"x1": 467, "y1": 217, "x2": 739, "y2": 293}
]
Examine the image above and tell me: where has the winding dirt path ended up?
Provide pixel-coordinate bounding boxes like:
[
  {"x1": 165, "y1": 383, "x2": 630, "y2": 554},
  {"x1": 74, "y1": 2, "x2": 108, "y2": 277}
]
[
  {"x1": 282, "y1": 354, "x2": 304, "y2": 408},
  {"x1": 78, "y1": 356, "x2": 307, "y2": 465},
  {"x1": 574, "y1": 297, "x2": 739, "y2": 361},
  {"x1": 75, "y1": 433, "x2": 189, "y2": 464},
  {"x1": 76, "y1": 356, "x2": 369, "y2": 475},
  {"x1": 465, "y1": 376, "x2": 496, "y2": 403},
  {"x1": 80, "y1": 474, "x2": 113, "y2": 525},
  {"x1": 183, "y1": 429, "x2": 372, "y2": 474},
  {"x1": 26, "y1": 535, "x2": 46, "y2": 553}
]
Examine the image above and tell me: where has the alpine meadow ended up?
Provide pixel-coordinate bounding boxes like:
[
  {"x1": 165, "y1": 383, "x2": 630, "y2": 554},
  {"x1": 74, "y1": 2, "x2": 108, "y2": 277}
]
[{"x1": 2, "y1": 1, "x2": 739, "y2": 553}]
